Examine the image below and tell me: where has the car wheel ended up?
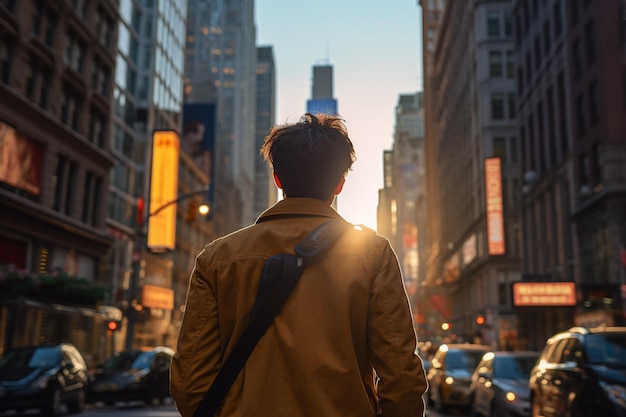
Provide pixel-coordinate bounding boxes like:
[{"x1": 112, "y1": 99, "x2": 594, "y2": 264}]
[
  {"x1": 41, "y1": 385, "x2": 63, "y2": 416},
  {"x1": 67, "y1": 388, "x2": 86, "y2": 414}
]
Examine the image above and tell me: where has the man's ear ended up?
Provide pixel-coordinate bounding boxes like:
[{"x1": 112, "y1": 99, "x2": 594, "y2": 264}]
[
  {"x1": 333, "y1": 176, "x2": 345, "y2": 195},
  {"x1": 273, "y1": 172, "x2": 283, "y2": 189}
]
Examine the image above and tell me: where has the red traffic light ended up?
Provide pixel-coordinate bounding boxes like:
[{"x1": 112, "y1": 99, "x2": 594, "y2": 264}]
[
  {"x1": 475, "y1": 315, "x2": 485, "y2": 325},
  {"x1": 107, "y1": 320, "x2": 120, "y2": 331}
]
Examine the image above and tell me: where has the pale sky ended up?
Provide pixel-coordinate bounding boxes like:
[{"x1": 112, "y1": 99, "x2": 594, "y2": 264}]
[{"x1": 256, "y1": 1, "x2": 423, "y2": 230}]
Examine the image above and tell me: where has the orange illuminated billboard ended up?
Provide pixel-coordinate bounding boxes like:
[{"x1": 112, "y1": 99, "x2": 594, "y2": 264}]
[
  {"x1": 484, "y1": 157, "x2": 506, "y2": 255},
  {"x1": 147, "y1": 130, "x2": 180, "y2": 251},
  {"x1": 512, "y1": 282, "x2": 577, "y2": 307}
]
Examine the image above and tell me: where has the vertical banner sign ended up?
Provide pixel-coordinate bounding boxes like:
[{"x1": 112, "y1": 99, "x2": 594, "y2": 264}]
[
  {"x1": 485, "y1": 157, "x2": 506, "y2": 255},
  {"x1": 147, "y1": 130, "x2": 180, "y2": 251}
]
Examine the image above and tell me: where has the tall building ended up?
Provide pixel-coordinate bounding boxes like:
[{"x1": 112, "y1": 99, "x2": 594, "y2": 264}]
[
  {"x1": 105, "y1": 0, "x2": 191, "y2": 350},
  {"x1": 306, "y1": 64, "x2": 337, "y2": 115},
  {"x1": 378, "y1": 92, "x2": 426, "y2": 304},
  {"x1": 419, "y1": 0, "x2": 445, "y2": 303},
  {"x1": 423, "y1": 0, "x2": 522, "y2": 348},
  {"x1": 254, "y1": 46, "x2": 277, "y2": 216},
  {"x1": 184, "y1": 0, "x2": 258, "y2": 233},
  {"x1": 514, "y1": 0, "x2": 626, "y2": 346},
  {"x1": 0, "y1": 0, "x2": 117, "y2": 361}
]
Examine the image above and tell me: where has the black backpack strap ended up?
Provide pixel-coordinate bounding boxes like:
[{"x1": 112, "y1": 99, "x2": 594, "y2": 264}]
[{"x1": 192, "y1": 220, "x2": 349, "y2": 417}]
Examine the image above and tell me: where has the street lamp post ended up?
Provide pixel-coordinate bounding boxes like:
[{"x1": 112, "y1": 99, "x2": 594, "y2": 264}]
[{"x1": 124, "y1": 187, "x2": 210, "y2": 350}]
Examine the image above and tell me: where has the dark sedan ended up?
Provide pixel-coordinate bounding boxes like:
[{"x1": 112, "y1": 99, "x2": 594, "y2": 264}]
[
  {"x1": 86, "y1": 346, "x2": 173, "y2": 406},
  {"x1": 0, "y1": 343, "x2": 88, "y2": 416},
  {"x1": 469, "y1": 350, "x2": 539, "y2": 417}
]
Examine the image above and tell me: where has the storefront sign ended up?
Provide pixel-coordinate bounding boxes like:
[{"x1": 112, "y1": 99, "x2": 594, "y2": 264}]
[
  {"x1": 484, "y1": 158, "x2": 506, "y2": 255},
  {"x1": 147, "y1": 130, "x2": 180, "y2": 251},
  {"x1": 513, "y1": 281, "x2": 576, "y2": 307},
  {"x1": 141, "y1": 284, "x2": 174, "y2": 310}
]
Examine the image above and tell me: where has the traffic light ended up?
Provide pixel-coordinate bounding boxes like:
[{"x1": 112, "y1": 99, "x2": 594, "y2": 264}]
[
  {"x1": 106, "y1": 320, "x2": 121, "y2": 332},
  {"x1": 186, "y1": 199, "x2": 198, "y2": 222},
  {"x1": 475, "y1": 315, "x2": 485, "y2": 326}
]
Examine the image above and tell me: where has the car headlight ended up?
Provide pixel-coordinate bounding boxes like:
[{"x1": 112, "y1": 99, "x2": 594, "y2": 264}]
[
  {"x1": 600, "y1": 381, "x2": 626, "y2": 407},
  {"x1": 505, "y1": 392, "x2": 517, "y2": 402},
  {"x1": 445, "y1": 376, "x2": 454, "y2": 385}
]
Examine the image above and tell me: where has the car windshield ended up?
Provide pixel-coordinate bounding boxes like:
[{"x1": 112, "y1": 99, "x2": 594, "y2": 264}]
[
  {"x1": 445, "y1": 350, "x2": 486, "y2": 370},
  {"x1": 103, "y1": 351, "x2": 154, "y2": 371},
  {"x1": 0, "y1": 346, "x2": 60, "y2": 369},
  {"x1": 584, "y1": 333, "x2": 626, "y2": 368},
  {"x1": 494, "y1": 355, "x2": 538, "y2": 379}
]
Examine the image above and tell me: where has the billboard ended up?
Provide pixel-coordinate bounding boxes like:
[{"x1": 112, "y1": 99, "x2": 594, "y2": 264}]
[
  {"x1": 484, "y1": 157, "x2": 506, "y2": 255},
  {"x1": 512, "y1": 281, "x2": 577, "y2": 307},
  {"x1": 182, "y1": 103, "x2": 216, "y2": 208},
  {"x1": 306, "y1": 98, "x2": 338, "y2": 115},
  {"x1": 147, "y1": 130, "x2": 180, "y2": 251},
  {"x1": 0, "y1": 121, "x2": 44, "y2": 195}
]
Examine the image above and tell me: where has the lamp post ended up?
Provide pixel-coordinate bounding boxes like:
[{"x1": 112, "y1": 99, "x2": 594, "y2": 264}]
[{"x1": 125, "y1": 187, "x2": 210, "y2": 350}]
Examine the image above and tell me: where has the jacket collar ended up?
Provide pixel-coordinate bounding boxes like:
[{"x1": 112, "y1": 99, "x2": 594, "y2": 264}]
[{"x1": 255, "y1": 198, "x2": 345, "y2": 224}]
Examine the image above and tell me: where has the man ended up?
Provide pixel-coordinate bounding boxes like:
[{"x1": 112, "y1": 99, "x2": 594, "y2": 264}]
[{"x1": 171, "y1": 113, "x2": 427, "y2": 417}]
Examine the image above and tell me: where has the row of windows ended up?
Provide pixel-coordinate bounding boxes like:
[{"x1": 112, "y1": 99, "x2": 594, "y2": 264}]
[{"x1": 491, "y1": 92, "x2": 517, "y2": 121}]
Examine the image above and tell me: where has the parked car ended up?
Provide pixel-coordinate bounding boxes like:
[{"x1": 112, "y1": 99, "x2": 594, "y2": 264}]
[
  {"x1": 529, "y1": 326, "x2": 626, "y2": 417},
  {"x1": 469, "y1": 350, "x2": 539, "y2": 417},
  {"x1": 427, "y1": 343, "x2": 491, "y2": 413},
  {"x1": 86, "y1": 346, "x2": 174, "y2": 406},
  {"x1": 0, "y1": 343, "x2": 88, "y2": 416}
]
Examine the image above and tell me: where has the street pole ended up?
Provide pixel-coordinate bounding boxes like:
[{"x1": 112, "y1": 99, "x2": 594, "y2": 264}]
[{"x1": 124, "y1": 187, "x2": 210, "y2": 351}]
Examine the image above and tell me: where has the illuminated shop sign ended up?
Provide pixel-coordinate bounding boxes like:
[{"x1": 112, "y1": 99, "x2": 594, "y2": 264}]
[
  {"x1": 512, "y1": 282, "x2": 577, "y2": 307},
  {"x1": 147, "y1": 130, "x2": 180, "y2": 251},
  {"x1": 484, "y1": 157, "x2": 506, "y2": 255},
  {"x1": 142, "y1": 284, "x2": 174, "y2": 310}
]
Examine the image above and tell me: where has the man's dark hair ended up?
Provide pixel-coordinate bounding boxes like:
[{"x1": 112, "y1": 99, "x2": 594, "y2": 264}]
[{"x1": 260, "y1": 113, "x2": 356, "y2": 200}]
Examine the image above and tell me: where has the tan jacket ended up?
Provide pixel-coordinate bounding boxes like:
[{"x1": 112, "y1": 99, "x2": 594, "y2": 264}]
[{"x1": 170, "y1": 198, "x2": 427, "y2": 417}]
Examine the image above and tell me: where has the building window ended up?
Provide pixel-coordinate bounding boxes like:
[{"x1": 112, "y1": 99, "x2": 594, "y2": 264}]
[
  {"x1": 0, "y1": 37, "x2": 12, "y2": 83},
  {"x1": 52, "y1": 156, "x2": 77, "y2": 215},
  {"x1": 504, "y1": 13, "x2": 512, "y2": 37},
  {"x1": 493, "y1": 137, "x2": 507, "y2": 161},
  {"x1": 491, "y1": 93, "x2": 505, "y2": 120},
  {"x1": 96, "y1": 8, "x2": 114, "y2": 47},
  {"x1": 585, "y1": 20, "x2": 596, "y2": 65},
  {"x1": 557, "y1": 72, "x2": 568, "y2": 153},
  {"x1": 588, "y1": 80, "x2": 599, "y2": 126},
  {"x1": 573, "y1": 38, "x2": 582, "y2": 79},
  {"x1": 576, "y1": 94, "x2": 586, "y2": 136},
  {"x1": 489, "y1": 50, "x2": 503, "y2": 77},
  {"x1": 579, "y1": 153, "x2": 590, "y2": 186},
  {"x1": 546, "y1": 87, "x2": 557, "y2": 164},
  {"x1": 534, "y1": 35, "x2": 541, "y2": 71},
  {"x1": 543, "y1": 19, "x2": 551, "y2": 55},
  {"x1": 553, "y1": 1, "x2": 562, "y2": 37},
  {"x1": 64, "y1": 29, "x2": 86, "y2": 73},
  {"x1": 510, "y1": 136, "x2": 518, "y2": 163},
  {"x1": 44, "y1": 10, "x2": 58, "y2": 47},
  {"x1": 508, "y1": 92, "x2": 517, "y2": 119},
  {"x1": 88, "y1": 109, "x2": 106, "y2": 147},
  {"x1": 60, "y1": 84, "x2": 83, "y2": 131},
  {"x1": 24, "y1": 55, "x2": 51, "y2": 109},
  {"x1": 506, "y1": 50, "x2": 515, "y2": 78},
  {"x1": 92, "y1": 57, "x2": 110, "y2": 96},
  {"x1": 525, "y1": 52, "x2": 532, "y2": 84},
  {"x1": 487, "y1": 10, "x2": 501, "y2": 37},
  {"x1": 82, "y1": 172, "x2": 102, "y2": 225}
]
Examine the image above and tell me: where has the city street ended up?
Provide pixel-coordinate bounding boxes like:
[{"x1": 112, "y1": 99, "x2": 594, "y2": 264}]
[{"x1": 0, "y1": 404, "x2": 467, "y2": 417}]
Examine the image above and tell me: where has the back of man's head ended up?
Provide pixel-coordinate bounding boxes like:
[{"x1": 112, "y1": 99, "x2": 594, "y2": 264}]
[{"x1": 260, "y1": 113, "x2": 356, "y2": 200}]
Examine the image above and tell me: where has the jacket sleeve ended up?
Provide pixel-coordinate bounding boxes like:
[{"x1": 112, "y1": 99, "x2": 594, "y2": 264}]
[
  {"x1": 367, "y1": 240, "x2": 428, "y2": 417},
  {"x1": 170, "y1": 248, "x2": 221, "y2": 417}
]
